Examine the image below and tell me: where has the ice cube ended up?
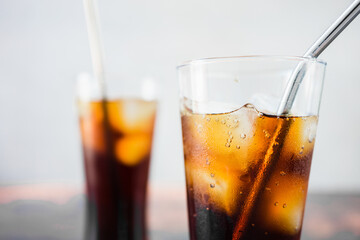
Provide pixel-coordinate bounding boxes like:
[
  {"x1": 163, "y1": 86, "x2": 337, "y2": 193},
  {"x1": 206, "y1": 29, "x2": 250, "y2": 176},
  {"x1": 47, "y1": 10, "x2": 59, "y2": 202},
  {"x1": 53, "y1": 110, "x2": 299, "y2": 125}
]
[
  {"x1": 108, "y1": 99, "x2": 156, "y2": 134},
  {"x1": 250, "y1": 94, "x2": 280, "y2": 115},
  {"x1": 186, "y1": 161, "x2": 244, "y2": 216},
  {"x1": 258, "y1": 177, "x2": 306, "y2": 235},
  {"x1": 115, "y1": 134, "x2": 152, "y2": 166}
]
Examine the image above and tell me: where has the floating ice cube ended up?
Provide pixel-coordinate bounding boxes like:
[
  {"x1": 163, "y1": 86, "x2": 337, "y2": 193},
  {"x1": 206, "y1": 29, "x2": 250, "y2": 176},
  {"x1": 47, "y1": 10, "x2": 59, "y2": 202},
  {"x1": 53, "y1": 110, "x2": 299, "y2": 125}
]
[{"x1": 250, "y1": 94, "x2": 280, "y2": 115}]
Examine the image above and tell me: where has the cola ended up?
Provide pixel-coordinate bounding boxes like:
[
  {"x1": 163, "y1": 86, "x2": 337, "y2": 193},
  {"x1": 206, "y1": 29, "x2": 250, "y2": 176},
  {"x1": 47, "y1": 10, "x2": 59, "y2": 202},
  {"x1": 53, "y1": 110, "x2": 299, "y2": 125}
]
[
  {"x1": 78, "y1": 98, "x2": 156, "y2": 240},
  {"x1": 181, "y1": 103, "x2": 317, "y2": 240}
]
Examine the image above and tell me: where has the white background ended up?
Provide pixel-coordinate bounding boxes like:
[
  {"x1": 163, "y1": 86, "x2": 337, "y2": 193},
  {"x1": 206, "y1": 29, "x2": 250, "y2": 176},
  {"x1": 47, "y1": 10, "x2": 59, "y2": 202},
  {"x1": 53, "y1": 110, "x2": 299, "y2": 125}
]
[{"x1": 0, "y1": 0, "x2": 359, "y2": 192}]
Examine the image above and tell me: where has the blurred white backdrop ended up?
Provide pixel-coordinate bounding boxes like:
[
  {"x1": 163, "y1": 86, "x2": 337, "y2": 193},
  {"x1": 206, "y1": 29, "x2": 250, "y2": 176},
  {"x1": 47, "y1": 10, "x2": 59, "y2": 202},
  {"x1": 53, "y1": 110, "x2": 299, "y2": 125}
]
[{"x1": 0, "y1": 0, "x2": 359, "y2": 192}]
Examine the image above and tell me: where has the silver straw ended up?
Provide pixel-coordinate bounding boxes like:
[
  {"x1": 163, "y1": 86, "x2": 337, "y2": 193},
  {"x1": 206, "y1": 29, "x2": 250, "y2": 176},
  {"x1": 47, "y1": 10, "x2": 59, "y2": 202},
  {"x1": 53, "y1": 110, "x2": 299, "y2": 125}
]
[{"x1": 277, "y1": 0, "x2": 360, "y2": 115}]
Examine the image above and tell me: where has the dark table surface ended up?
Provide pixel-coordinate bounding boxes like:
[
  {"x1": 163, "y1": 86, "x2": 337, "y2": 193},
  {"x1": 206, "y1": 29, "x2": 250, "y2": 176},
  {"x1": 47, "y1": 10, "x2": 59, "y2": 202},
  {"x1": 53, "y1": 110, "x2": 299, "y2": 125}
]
[{"x1": 0, "y1": 184, "x2": 359, "y2": 240}]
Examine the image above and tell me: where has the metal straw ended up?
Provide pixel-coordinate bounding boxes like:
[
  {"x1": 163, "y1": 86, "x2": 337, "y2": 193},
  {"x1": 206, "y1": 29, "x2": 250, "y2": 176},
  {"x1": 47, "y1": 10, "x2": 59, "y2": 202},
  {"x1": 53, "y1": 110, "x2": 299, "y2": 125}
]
[
  {"x1": 233, "y1": 1, "x2": 360, "y2": 239},
  {"x1": 277, "y1": 0, "x2": 360, "y2": 115}
]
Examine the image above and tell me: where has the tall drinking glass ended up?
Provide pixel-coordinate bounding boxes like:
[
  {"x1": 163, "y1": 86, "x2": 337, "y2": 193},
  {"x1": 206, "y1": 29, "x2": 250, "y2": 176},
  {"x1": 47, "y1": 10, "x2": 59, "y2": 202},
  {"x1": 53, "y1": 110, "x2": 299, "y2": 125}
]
[
  {"x1": 76, "y1": 73, "x2": 157, "y2": 240},
  {"x1": 178, "y1": 56, "x2": 326, "y2": 240}
]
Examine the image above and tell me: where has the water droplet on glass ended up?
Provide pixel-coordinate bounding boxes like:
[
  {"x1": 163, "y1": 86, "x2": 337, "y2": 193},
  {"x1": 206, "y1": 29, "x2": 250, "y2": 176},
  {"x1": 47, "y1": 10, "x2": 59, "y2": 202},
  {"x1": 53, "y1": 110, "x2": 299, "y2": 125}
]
[
  {"x1": 221, "y1": 119, "x2": 226, "y2": 125},
  {"x1": 283, "y1": 203, "x2": 287, "y2": 208},
  {"x1": 274, "y1": 202, "x2": 279, "y2": 206},
  {"x1": 263, "y1": 130, "x2": 271, "y2": 138},
  {"x1": 275, "y1": 181, "x2": 279, "y2": 186},
  {"x1": 241, "y1": 133, "x2": 246, "y2": 139},
  {"x1": 210, "y1": 173, "x2": 215, "y2": 178},
  {"x1": 301, "y1": 145, "x2": 305, "y2": 149},
  {"x1": 236, "y1": 145, "x2": 241, "y2": 149},
  {"x1": 210, "y1": 183, "x2": 215, "y2": 188},
  {"x1": 265, "y1": 187, "x2": 271, "y2": 191},
  {"x1": 239, "y1": 191, "x2": 243, "y2": 195},
  {"x1": 299, "y1": 149, "x2": 304, "y2": 154},
  {"x1": 225, "y1": 142, "x2": 231, "y2": 147},
  {"x1": 228, "y1": 131, "x2": 232, "y2": 135},
  {"x1": 206, "y1": 157, "x2": 210, "y2": 165},
  {"x1": 206, "y1": 117, "x2": 211, "y2": 122},
  {"x1": 280, "y1": 171, "x2": 286, "y2": 176},
  {"x1": 215, "y1": 118, "x2": 219, "y2": 122}
]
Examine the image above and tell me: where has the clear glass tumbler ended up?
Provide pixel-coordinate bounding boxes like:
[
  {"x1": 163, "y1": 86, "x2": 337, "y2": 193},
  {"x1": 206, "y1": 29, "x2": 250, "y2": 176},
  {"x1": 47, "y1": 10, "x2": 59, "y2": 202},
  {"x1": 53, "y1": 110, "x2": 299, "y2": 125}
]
[
  {"x1": 76, "y1": 73, "x2": 157, "y2": 240},
  {"x1": 178, "y1": 56, "x2": 326, "y2": 240}
]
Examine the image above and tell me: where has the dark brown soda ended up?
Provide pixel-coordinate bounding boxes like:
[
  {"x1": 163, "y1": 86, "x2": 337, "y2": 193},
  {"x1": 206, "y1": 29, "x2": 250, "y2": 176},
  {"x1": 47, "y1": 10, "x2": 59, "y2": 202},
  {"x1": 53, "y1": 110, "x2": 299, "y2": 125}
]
[
  {"x1": 181, "y1": 104, "x2": 317, "y2": 240},
  {"x1": 79, "y1": 99, "x2": 156, "y2": 240}
]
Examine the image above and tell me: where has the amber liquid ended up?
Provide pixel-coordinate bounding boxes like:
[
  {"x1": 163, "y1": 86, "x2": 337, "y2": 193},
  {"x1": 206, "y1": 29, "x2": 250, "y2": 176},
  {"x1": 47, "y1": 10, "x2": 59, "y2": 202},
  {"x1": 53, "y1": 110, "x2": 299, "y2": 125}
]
[
  {"x1": 79, "y1": 99, "x2": 156, "y2": 240},
  {"x1": 181, "y1": 104, "x2": 318, "y2": 240}
]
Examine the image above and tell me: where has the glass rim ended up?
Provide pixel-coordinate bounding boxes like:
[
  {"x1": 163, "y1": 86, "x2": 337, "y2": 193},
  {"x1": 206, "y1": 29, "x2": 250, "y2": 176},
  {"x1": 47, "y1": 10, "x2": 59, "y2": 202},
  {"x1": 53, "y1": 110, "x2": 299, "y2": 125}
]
[{"x1": 177, "y1": 55, "x2": 327, "y2": 69}]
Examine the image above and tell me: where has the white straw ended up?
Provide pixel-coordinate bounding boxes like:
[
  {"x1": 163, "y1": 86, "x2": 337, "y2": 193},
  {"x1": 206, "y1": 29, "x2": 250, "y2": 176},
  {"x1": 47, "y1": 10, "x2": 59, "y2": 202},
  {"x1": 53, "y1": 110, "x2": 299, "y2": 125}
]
[{"x1": 83, "y1": 0, "x2": 107, "y2": 98}]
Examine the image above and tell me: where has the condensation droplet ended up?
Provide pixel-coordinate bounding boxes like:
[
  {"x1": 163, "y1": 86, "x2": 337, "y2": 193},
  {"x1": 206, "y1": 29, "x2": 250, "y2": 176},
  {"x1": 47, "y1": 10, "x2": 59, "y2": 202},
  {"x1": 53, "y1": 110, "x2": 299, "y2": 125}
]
[
  {"x1": 210, "y1": 173, "x2": 215, "y2": 177},
  {"x1": 301, "y1": 145, "x2": 305, "y2": 149},
  {"x1": 280, "y1": 171, "x2": 286, "y2": 176},
  {"x1": 265, "y1": 187, "x2": 271, "y2": 191},
  {"x1": 241, "y1": 133, "x2": 246, "y2": 139},
  {"x1": 215, "y1": 118, "x2": 219, "y2": 122},
  {"x1": 274, "y1": 141, "x2": 279, "y2": 146},
  {"x1": 228, "y1": 131, "x2": 232, "y2": 135},
  {"x1": 274, "y1": 202, "x2": 279, "y2": 206},
  {"x1": 206, "y1": 157, "x2": 210, "y2": 165},
  {"x1": 283, "y1": 203, "x2": 287, "y2": 208},
  {"x1": 225, "y1": 142, "x2": 231, "y2": 147},
  {"x1": 239, "y1": 191, "x2": 243, "y2": 195},
  {"x1": 210, "y1": 183, "x2": 215, "y2": 188},
  {"x1": 221, "y1": 119, "x2": 226, "y2": 125},
  {"x1": 206, "y1": 117, "x2": 211, "y2": 122},
  {"x1": 299, "y1": 149, "x2": 304, "y2": 154},
  {"x1": 275, "y1": 181, "x2": 279, "y2": 186},
  {"x1": 236, "y1": 145, "x2": 241, "y2": 149},
  {"x1": 263, "y1": 130, "x2": 271, "y2": 138}
]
